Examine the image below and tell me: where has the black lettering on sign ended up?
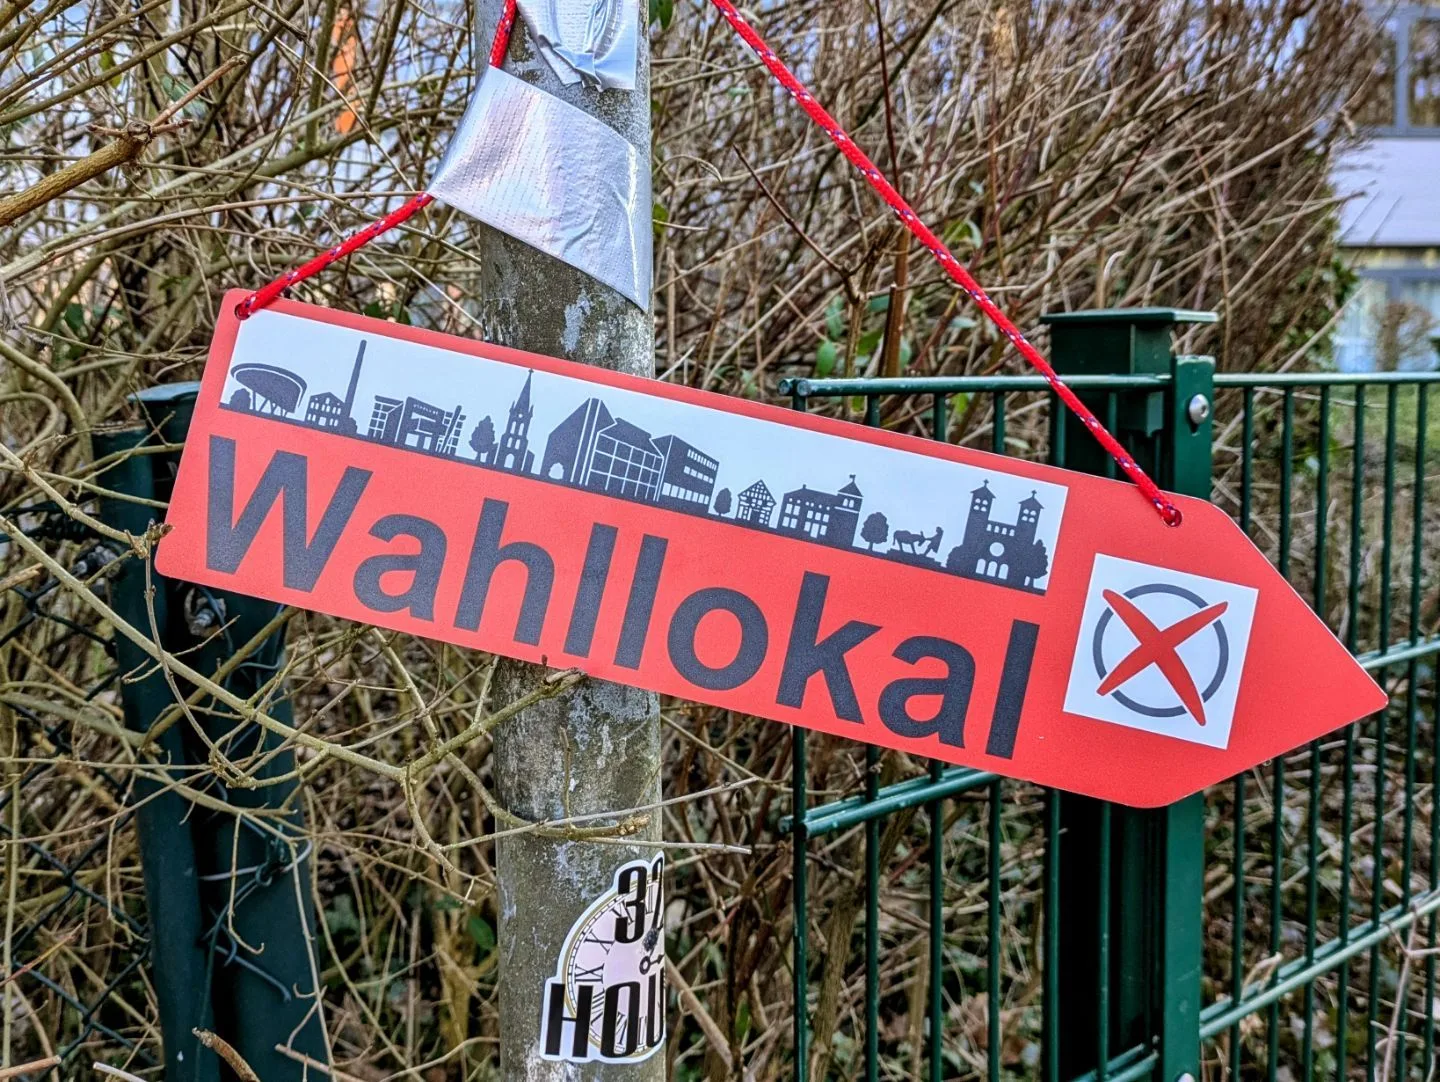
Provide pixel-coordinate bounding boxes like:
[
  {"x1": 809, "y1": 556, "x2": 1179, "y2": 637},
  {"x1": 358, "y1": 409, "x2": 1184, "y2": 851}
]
[
  {"x1": 352, "y1": 514, "x2": 447, "y2": 620},
  {"x1": 648, "y1": 854, "x2": 664, "y2": 933},
  {"x1": 614, "y1": 864, "x2": 647, "y2": 945},
  {"x1": 454, "y1": 498, "x2": 554, "y2": 644},
  {"x1": 542, "y1": 981, "x2": 594, "y2": 1060},
  {"x1": 985, "y1": 620, "x2": 1040, "y2": 759},
  {"x1": 776, "y1": 571, "x2": 880, "y2": 722},
  {"x1": 564, "y1": 523, "x2": 619, "y2": 657},
  {"x1": 878, "y1": 635, "x2": 976, "y2": 748},
  {"x1": 645, "y1": 970, "x2": 665, "y2": 1048},
  {"x1": 206, "y1": 436, "x2": 370, "y2": 590},
  {"x1": 600, "y1": 982, "x2": 641, "y2": 1058},
  {"x1": 666, "y1": 588, "x2": 769, "y2": 691},
  {"x1": 615, "y1": 535, "x2": 668, "y2": 669}
]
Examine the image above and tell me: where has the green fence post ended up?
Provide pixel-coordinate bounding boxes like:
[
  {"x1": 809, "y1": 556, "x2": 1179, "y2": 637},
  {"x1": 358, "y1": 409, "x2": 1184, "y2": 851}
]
[
  {"x1": 99, "y1": 385, "x2": 329, "y2": 1081},
  {"x1": 1041, "y1": 310, "x2": 1215, "y2": 1082},
  {"x1": 1152, "y1": 354, "x2": 1213, "y2": 1082},
  {"x1": 95, "y1": 424, "x2": 220, "y2": 1082}
]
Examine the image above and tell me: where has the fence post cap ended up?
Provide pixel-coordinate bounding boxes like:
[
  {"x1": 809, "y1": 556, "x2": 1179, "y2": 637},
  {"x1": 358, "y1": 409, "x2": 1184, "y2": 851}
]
[
  {"x1": 131, "y1": 381, "x2": 202, "y2": 405},
  {"x1": 1039, "y1": 307, "x2": 1218, "y2": 327}
]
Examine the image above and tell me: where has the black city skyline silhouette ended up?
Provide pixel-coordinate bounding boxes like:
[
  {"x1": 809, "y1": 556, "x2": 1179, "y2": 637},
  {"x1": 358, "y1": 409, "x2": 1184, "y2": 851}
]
[{"x1": 220, "y1": 339, "x2": 1052, "y2": 594}]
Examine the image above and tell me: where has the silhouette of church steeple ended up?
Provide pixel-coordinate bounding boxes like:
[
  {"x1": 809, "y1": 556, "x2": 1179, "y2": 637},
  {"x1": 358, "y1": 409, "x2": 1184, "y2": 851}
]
[
  {"x1": 498, "y1": 370, "x2": 536, "y2": 473},
  {"x1": 1018, "y1": 490, "x2": 1042, "y2": 540}
]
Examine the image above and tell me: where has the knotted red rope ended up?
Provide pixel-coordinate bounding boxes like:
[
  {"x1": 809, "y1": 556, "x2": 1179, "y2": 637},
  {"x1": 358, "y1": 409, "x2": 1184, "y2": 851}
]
[{"x1": 234, "y1": 0, "x2": 1182, "y2": 526}]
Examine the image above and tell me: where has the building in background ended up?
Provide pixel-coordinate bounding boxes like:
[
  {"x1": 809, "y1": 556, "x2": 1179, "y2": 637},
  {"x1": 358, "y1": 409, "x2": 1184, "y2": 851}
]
[
  {"x1": 368, "y1": 394, "x2": 465, "y2": 455},
  {"x1": 586, "y1": 418, "x2": 663, "y2": 501},
  {"x1": 736, "y1": 480, "x2": 776, "y2": 526},
  {"x1": 541, "y1": 397, "x2": 614, "y2": 484},
  {"x1": 652, "y1": 434, "x2": 718, "y2": 511},
  {"x1": 369, "y1": 395, "x2": 404, "y2": 442},
  {"x1": 777, "y1": 477, "x2": 862, "y2": 548},
  {"x1": 1335, "y1": 4, "x2": 1440, "y2": 370},
  {"x1": 305, "y1": 341, "x2": 366, "y2": 434}
]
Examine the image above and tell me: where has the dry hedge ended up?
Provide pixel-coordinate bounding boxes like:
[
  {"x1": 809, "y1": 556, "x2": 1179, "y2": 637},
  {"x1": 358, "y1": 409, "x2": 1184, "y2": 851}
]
[{"x1": 3, "y1": 0, "x2": 1424, "y2": 1079}]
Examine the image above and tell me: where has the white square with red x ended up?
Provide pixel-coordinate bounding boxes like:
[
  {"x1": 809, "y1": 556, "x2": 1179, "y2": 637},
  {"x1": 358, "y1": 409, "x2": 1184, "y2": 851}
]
[{"x1": 1064, "y1": 554, "x2": 1259, "y2": 749}]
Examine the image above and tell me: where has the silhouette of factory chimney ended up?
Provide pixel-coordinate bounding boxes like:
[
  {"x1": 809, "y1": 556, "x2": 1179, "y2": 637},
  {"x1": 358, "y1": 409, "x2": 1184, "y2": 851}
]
[{"x1": 339, "y1": 340, "x2": 365, "y2": 435}]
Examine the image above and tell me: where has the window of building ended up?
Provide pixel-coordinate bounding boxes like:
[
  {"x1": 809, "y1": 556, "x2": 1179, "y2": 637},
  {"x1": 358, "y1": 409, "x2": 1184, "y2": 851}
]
[
  {"x1": 1360, "y1": 25, "x2": 1397, "y2": 126},
  {"x1": 1413, "y1": 17, "x2": 1440, "y2": 127},
  {"x1": 1366, "y1": 6, "x2": 1440, "y2": 132},
  {"x1": 1335, "y1": 264, "x2": 1440, "y2": 371}
]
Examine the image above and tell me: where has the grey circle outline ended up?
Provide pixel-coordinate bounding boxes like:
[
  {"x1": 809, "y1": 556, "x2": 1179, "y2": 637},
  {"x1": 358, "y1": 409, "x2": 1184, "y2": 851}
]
[{"x1": 1091, "y1": 582, "x2": 1229, "y2": 719}]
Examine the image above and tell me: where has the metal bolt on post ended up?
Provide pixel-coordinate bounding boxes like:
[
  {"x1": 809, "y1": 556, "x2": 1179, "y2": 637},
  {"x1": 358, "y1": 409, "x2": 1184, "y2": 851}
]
[{"x1": 470, "y1": 6, "x2": 664, "y2": 1080}]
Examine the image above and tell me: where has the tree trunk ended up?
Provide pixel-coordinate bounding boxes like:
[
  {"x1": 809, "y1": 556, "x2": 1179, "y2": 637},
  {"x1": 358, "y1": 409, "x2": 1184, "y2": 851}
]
[{"x1": 468, "y1": 6, "x2": 663, "y2": 1080}]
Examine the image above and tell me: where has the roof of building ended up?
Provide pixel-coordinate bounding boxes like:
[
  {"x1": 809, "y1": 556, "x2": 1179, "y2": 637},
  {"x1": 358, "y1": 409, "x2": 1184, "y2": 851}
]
[
  {"x1": 740, "y1": 479, "x2": 773, "y2": 500},
  {"x1": 784, "y1": 484, "x2": 840, "y2": 507},
  {"x1": 556, "y1": 397, "x2": 613, "y2": 433},
  {"x1": 1020, "y1": 491, "x2": 1043, "y2": 510},
  {"x1": 599, "y1": 417, "x2": 659, "y2": 454},
  {"x1": 839, "y1": 476, "x2": 862, "y2": 496},
  {"x1": 972, "y1": 481, "x2": 994, "y2": 498}
]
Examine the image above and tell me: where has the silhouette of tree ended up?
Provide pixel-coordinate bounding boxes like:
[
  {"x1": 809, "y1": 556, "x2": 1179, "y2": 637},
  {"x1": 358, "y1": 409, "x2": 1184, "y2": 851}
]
[
  {"x1": 1031, "y1": 540, "x2": 1050, "y2": 582},
  {"x1": 469, "y1": 415, "x2": 496, "y2": 464},
  {"x1": 713, "y1": 488, "x2": 732, "y2": 516},
  {"x1": 1014, "y1": 538, "x2": 1050, "y2": 586},
  {"x1": 945, "y1": 546, "x2": 970, "y2": 574},
  {"x1": 861, "y1": 511, "x2": 888, "y2": 551},
  {"x1": 228, "y1": 387, "x2": 252, "y2": 411}
]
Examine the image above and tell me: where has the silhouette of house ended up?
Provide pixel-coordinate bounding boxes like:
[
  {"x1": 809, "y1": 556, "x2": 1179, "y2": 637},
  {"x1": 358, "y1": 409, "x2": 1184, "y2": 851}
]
[
  {"x1": 541, "y1": 397, "x2": 613, "y2": 484},
  {"x1": 946, "y1": 482, "x2": 1047, "y2": 587},
  {"x1": 305, "y1": 341, "x2": 366, "y2": 434},
  {"x1": 586, "y1": 418, "x2": 662, "y2": 501},
  {"x1": 497, "y1": 371, "x2": 536, "y2": 473},
  {"x1": 777, "y1": 476, "x2": 862, "y2": 548},
  {"x1": 306, "y1": 392, "x2": 347, "y2": 428},
  {"x1": 735, "y1": 480, "x2": 775, "y2": 526},
  {"x1": 368, "y1": 394, "x2": 466, "y2": 455},
  {"x1": 652, "y1": 435, "x2": 717, "y2": 511}
]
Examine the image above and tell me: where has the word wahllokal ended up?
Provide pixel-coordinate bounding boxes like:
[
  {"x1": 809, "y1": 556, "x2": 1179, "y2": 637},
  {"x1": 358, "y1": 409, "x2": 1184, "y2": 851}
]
[
  {"x1": 204, "y1": 433, "x2": 1040, "y2": 758},
  {"x1": 157, "y1": 296, "x2": 1386, "y2": 807}
]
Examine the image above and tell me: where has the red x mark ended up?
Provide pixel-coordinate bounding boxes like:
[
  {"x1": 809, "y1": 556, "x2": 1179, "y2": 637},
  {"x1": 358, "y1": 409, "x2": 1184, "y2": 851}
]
[{"x1": 1096, "y1": 590, "x2": 1229, "y2": 725}]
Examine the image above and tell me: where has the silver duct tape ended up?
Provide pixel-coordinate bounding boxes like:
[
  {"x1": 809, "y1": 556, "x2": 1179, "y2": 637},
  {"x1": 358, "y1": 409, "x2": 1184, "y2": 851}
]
[
  {"x1": 429, "y1": 67, "x2": 652, "y2": 310},
  {"x1": 517, "y1": 0, "x2": 638, "y2": 91}
]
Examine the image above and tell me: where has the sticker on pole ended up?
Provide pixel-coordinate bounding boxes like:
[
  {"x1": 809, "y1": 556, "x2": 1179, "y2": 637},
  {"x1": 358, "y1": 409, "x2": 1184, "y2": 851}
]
[
  {"x1": 156, "y1": 293, "x2": 1388, "y2": 807},
  {"x1": 541, "y1": 856, "x2": 665, "y2": 1064}
]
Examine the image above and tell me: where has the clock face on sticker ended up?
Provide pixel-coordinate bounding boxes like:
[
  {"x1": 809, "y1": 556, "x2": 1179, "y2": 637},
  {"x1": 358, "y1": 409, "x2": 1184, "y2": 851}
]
[{"x1": 558, "y1": 855, "x2": 666, "y2": 1060}]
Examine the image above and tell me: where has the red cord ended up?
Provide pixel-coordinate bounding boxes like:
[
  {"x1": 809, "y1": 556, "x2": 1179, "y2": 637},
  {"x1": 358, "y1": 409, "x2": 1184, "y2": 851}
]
[
  {"x1": 234, "y1": 0, "x2": 518, "y2": 322},
  {"x1": 234, "y1": 0, "x2": 1179, "y2": 525},
  {"x1": 705, "y1": 0, "x2": 1181, "y2": 526}
]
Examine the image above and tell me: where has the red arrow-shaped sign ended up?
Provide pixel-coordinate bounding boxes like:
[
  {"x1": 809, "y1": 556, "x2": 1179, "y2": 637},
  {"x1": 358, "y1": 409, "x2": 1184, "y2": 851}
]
[{"x1": 156, "y1": 294, "x2": 1387, "y2": 807}]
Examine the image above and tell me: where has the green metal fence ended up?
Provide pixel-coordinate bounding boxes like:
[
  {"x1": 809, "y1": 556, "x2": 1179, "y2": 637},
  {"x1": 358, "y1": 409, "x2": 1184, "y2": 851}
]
[
  {"x1": 0, "y1": 509, "x2": 156, "y2": 1077},
  {"x1": 2, "y1": 388, "x2": 327, "y2": 1082},
  {"x1": 779, "y1": 308, "x2": 1440, "y2": 1081}
]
